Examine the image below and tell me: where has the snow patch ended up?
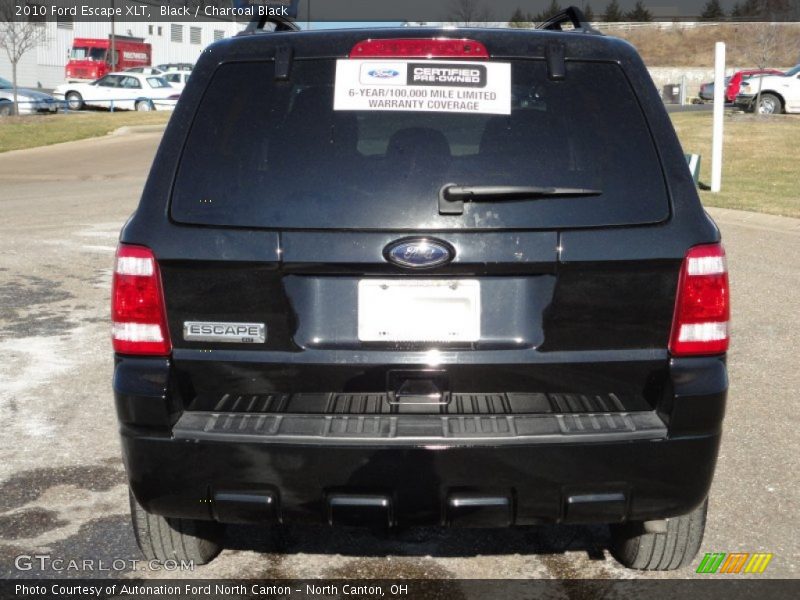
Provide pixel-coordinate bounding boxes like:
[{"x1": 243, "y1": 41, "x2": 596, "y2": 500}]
[{"x1": 0, "y1": 328, "x2": 84, "y2": 399}]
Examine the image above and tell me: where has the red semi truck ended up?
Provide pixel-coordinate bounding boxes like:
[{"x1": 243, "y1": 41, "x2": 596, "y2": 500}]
[{"x1": 65, "y1": 36, "x2": 152, "y2": 82}]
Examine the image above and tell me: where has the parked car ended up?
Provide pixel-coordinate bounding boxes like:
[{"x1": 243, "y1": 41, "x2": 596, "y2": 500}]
[
  {"x1": 156, "y1": 63, "x2": 194, "y2": 73},
  {"x1": 727, "y1": 68, "x2": 784, "y2": 102},
  {"x1": 52, "y1": 73, "x2": 177, "y2": 111},
  {"x1": 161, "y1": 70, "x2": 191, "y2": 92},
  {"x1": 698, "y1": 77, "x2": 730, "y2": 102},
  {"x1": 736, "y1": 64, "x2": 800, "y2": 114},
  {"x1": 0, "y1": 77, "x2": 58, "y2": 116},
  {"x1": 698, "y1": 69, "x2": 784, "y2": 104},
  {"x1": 123, "y1": 66, "x2": 164, "y2": 75},
  {"x1": 115, "y1": 8, "x2": 729, "y2": 571}
]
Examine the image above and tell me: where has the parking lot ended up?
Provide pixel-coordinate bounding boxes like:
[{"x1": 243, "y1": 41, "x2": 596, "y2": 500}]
[{"x1": 0, "y1": 131, "x2": 798, "y2": 579}]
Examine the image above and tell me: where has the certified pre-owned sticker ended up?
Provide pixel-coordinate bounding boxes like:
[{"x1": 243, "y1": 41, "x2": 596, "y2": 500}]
[
  {"x1": 335, "y1": 59, "x2": 511, "y2": 115},
  {"x1": 183, "y1": 321, "x2": 266, "y2": 344}
]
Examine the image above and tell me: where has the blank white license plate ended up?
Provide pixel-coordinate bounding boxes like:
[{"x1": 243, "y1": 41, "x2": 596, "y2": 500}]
[{"x1": 358, "y1": 280, "x2": 480, "y2": 342}]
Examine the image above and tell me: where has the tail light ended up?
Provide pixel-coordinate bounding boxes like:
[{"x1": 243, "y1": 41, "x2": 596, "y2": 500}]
[
  {"x1": 350, "y1": 38, "x2": 489, "y2": 59},
  {"x1": 112, "y1": 244, "x2": 171, "y2": 356},
  {"x1": 669, "y1": 243, "x2": 730, "y2": 356}
]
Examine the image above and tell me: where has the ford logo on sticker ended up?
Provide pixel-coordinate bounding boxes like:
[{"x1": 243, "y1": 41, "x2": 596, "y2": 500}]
[
  {"x1": 367, "y1": 68, "x2": 400, "y2": 79},
  {"x1": 384, "y1": 238, "x2": 454, "y2": 269}
]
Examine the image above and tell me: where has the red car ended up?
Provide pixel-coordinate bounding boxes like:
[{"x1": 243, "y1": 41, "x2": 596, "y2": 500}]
[
  {"x1": 727, "y1": 69, "x2": 784, "y2": 102},
  {"x1": 699, "y1": 69, "x2": 784, "y2": 103}
]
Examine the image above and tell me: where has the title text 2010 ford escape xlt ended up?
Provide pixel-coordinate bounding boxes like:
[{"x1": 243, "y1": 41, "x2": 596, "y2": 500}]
[{"x1": 112, "y1": 9, "x2": 729, "y2": 570}]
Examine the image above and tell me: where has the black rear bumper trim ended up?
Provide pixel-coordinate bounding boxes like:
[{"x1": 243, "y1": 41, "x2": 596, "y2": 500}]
[
  {"x1": 187, "y1": 391, "x2": 644, "y2": 415},
  {"x1": 172, "y1": 410, "x2": 666, "y2": 445}
]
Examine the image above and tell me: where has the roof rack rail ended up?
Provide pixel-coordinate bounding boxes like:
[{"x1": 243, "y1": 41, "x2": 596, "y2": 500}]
[
  {"x1": 241, "y1": 14, "x2": 300, "y2": 35},
  {"x1": 536, "y1": 6, "x2": 602, "y2": 35}
]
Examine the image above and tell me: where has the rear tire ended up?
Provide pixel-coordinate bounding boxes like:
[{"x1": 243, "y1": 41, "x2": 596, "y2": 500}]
[
  {"x1": 609, "y1": 498, "x2": 707, "y2": 570},
  {"x1": 65, "y1": 92, "x2": 83, "y2": 111},
  {"x1": 129, "y1": 489, "x2": 224, "y2": 565},
  {"x1": 0, "y1": 101, "x2": 14, "y2": 117},
  {"x1": 136, "y1": 100, "x2": 153, "y2": 112}
]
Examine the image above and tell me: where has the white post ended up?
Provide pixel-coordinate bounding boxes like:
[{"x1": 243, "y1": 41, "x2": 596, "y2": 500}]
[
  {"x1": 711, "y1": 42, "x2": 726, "y2": 193},
  {"x1": 680, "y1": 74, "x2": 687, "y2": 105}
]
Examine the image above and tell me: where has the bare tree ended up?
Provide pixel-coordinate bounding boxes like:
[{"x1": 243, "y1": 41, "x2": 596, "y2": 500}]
[
  {"x1": 744, "y1": 23, "x2": 781, "y2": 68},
  {"x1": 446, "y1": 0, "x2": 493, "y2": 26},
  {"x1": 0, "y1": 0, "x2": 47, "y2": 115}
]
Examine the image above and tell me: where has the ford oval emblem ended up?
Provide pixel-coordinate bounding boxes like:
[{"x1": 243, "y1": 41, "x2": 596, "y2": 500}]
[
  {"x1": 368, "y1": 68, "x2": 400, "y2": 79},
  {"x1": 384, "y1": 238, "x2": 454, "y2": 269}
]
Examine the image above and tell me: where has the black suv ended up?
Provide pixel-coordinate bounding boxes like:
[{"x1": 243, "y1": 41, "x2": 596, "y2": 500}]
[{"x1": 113, "y1": 9, "x2": 729, "y2": 571}]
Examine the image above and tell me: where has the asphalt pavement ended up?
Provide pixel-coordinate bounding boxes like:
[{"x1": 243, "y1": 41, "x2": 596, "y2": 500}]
[{"x1": 0, "y1": 131, "x2": 798, "y2": 580}]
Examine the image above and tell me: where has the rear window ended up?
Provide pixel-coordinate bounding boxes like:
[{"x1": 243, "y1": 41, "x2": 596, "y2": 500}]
[{"x1": 171, "y1": 59, "x2": 669, "y2": 230}]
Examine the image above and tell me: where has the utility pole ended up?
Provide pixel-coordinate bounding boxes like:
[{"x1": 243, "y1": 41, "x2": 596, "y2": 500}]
[{"x1": 110, "y1": 0, "x2": 116, "y2": 71}]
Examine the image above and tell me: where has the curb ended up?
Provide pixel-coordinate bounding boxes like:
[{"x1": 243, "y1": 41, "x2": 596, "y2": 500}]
[
  {"x1": 706, "y1": 206, "x2": 800, "y2": 234},
  {"x1": 0, "y1": 125, "x2": 166, "y2": 158},
  {"x1": 111, "y1": 124, "x2": 168, "y2": 136}
]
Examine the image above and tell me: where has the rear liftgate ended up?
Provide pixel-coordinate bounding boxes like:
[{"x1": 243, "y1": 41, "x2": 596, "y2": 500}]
[{"x1": 144, "y1": 37, "x2": 727, "y2": 528}]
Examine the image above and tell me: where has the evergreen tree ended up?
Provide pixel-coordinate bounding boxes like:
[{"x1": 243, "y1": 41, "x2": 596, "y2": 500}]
[
  {"x1": 603, "y1": 0, "x2": 624, "y2": 21},
  {"x1": 738, "y1": 0, "x2": 764, "y2": 16},
  {"x1": 761, "y1": 0, "x2": 793, "y2": 20},
  {"x1": 625, "y1": 0, "x2": 653, "y2": 21},
  {"x1": 583, "y1": 3, "x2": 595, "y2": 21},
  {"x1": 534, "y1": 0, "x2": 563, "y2": 22},
  {"x1": 508, "y1": 7, "x2": 531, "y2": 27},
  {"x1": 701, "y1": 0, "x2": 726, "y2": 20}
]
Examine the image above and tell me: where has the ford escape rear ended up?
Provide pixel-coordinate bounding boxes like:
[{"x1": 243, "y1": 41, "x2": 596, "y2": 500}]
[{"x1": 113, "y1": 9, "x2": 729, "y2": 571}]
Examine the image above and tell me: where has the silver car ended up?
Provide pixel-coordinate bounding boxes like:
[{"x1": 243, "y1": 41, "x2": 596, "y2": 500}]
[{"x1": 0, "y1": 77, "x2": 59, "y2": 116}]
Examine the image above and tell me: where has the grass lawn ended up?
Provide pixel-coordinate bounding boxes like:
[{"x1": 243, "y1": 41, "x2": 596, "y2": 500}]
[
  {"x1": 670, "y1": 112, "x2": 800, "y2": 219},
  {"x1": 0, "y1": 111, "x2": 171, "y2": 153}
]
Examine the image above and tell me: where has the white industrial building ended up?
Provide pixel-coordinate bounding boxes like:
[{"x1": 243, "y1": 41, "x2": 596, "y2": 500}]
[{"x1": 1, "y1": 16, "x2": 244, "y2": 90}]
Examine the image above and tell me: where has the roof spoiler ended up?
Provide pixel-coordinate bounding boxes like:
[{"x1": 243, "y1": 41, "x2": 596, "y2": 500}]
[
  {"x1": 242, "y1": 14, "x2": 300, "y2": 34},
  {"x1": 536, "y1": 6, "x2": 602, "y2": 35},
  {"x1": 239, "y1": 1, "x2": 300, "y2": 35}
]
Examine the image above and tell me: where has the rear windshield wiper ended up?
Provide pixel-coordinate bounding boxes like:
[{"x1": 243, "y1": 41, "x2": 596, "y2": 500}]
[{"x1": 438, "y1": 184, "x2": 602, "y2": 215}]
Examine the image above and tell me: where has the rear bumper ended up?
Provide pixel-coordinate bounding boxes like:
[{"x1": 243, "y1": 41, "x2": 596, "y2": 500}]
[
  {"x1": 116, "y1": 355, "x2": 727, "y2": 527},
  {"x1": 123, "y1": 428, "x2": 720, "y2": 527}
]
